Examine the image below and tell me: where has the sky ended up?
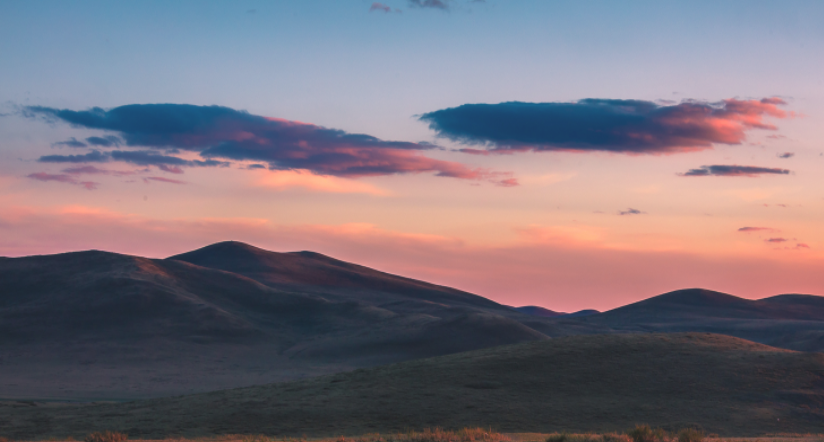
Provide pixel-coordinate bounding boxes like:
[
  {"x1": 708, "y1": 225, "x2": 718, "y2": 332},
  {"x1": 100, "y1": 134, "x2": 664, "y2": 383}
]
[{"x1": 2, "y1": 0, "x2": 824, "y2": 311}]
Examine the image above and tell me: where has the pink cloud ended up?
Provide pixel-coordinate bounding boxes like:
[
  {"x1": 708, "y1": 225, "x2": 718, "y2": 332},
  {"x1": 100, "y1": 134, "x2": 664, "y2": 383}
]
[
  {"x1": 369, "y1": 2, "x2": 391, "y2": 12},
  {"x1": 255, "y1": 169, "x2": 389, "y2": 195}
]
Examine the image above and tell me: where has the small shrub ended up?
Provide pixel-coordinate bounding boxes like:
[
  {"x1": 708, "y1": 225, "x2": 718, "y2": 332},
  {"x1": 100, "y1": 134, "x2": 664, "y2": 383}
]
[
  {"x1": 677, "y1": 428, "x2": 703, "y2": 442},
  {"x1": 546, "y1": 434, "x2": 568, "y2": 442},
  {"x1": 627, "y1": 425, "x2": 666, "y2": 442},
  {"x1": 603, "y1": 434, "x2": 632, "y2": 442},
  {"x1": 84, "y1": 431, "x2": 128, "y2": 442}
]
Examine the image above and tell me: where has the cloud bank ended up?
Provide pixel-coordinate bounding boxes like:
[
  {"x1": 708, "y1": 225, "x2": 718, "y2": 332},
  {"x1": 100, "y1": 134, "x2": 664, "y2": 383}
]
[
  {"x1": 419, "y1": 98, "x2": 789, "y2": 154},
  {"x1": 680, "y1": 165, "x2": 791, "y2": 177},
  {"x1": 25, "y1": 103, "x2": 514, "y2": 185}
]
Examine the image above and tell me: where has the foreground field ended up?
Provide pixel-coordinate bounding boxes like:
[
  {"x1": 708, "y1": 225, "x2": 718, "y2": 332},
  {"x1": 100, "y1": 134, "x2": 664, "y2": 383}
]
[
  {"x1": 2, "y1": 333, "x2": 823, "y2": 439},
  {"x1": 8, "y1": 429, "x2": 824, "y2": 442}
]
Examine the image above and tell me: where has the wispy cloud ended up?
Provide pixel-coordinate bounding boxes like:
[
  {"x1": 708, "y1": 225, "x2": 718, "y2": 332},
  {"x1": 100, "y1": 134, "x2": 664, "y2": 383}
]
[
  {"x1": 52, "y1": 137, "x2": 87, "y2": 148},
  {"x1": 143, "y1": 176, "x2": 186, "y2": 185},
  {"x1": 777, "y1": 152, "x2": 794, "y2": 158},
  {"x1": 26, "y1": 172, "x2": 98, "y2": 190},
  {"x1": 369, "y1": 2, "x2": 392, "y2": 12},
  {"x1": 24, "y1": 103, "x2": 515, "y2": 186},
  {"x1": 61, "y1": 165, "x2": 138, "y2": 177},
  {"x1": 738, "y1": 226, "x2": 778, "y2": 233},
  {"x1": 680, "y1": 165, "x2": 791, "y2": 177},
  {"x1": 420, "y1": 97, "x2": 790, "y2": 154},
  {"x1": 39, "y1": 150, "x2": 108, "y2": 163},
  {"x1": 85, "y1": 135, "x2": 122, "y2": 147},
  {"x1": 409, "y1": 0, "x2": 449, "y2": 10},
  {"x1": 619, "y1": 208, "x2": 644, "y2": 215}
]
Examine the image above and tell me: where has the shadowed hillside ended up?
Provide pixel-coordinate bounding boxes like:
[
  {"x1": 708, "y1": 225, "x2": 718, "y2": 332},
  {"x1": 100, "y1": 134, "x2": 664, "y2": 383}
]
[
  {"x1": 0, "y1": 244, "x2": 563, "y2": 400},
  {"x1": 2, "y1": 333, "x2": 823, "y2": 439},
  {"x1": 577, "y1": 288, "x2": 824, "y2": 351}
]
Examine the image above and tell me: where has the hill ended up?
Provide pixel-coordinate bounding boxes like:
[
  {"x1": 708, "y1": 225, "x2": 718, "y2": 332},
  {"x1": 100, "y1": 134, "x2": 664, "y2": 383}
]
[
  {"x1": 168, "y1": 241, "x2": 515, "y2": 313},
  {"x1": 513, "y1": 306, "x2": 565, "y2": 317},
  {"x1": 578, "y1": 288, "x2": 824, "y2": 351},
  {"x1": 0, "y1": 244, "x2": 568, "y2": 400},
  {"x1": 2, "y1": 333, "x2": 822, "y2": 439}
]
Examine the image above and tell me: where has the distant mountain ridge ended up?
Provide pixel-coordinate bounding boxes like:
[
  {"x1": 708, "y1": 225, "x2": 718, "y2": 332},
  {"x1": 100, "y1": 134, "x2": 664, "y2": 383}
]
[
  {"x1": 579, "y1": 288, "x2": 824, "y2": 351},
  {"x1": 514, "y1": 306, "x2": 600, "y2": 318}
]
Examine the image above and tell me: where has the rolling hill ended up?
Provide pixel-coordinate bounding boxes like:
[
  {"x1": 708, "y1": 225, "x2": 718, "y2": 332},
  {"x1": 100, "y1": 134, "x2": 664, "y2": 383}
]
[
  {"x1": 2, "y1": 333, "x2": 822, "y2": 439},
  {"x1": 578, "y1": 288, "x2": 824, "y2": 351}
]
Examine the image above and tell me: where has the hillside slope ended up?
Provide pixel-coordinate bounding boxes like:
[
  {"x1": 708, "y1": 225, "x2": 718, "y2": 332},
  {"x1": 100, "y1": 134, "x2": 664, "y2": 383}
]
[{"x1": 3, "y1": 333, "x2": 823, "y2": 438}]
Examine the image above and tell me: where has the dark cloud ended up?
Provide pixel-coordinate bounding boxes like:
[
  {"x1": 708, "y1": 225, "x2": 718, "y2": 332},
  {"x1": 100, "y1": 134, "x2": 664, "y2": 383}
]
[
  {"x1": 23, "y1": 103, "x2": 514, "y2": 185},
  {"x1": 777, "y1": 152, "x2": 794, "y2": 158},
  {"x1": 370, "y1": 2, "x2": 392, "y2": 12},
  {"x1": 38, "y1": 150, "x2": 109, "y2": 163},
  {"x1": 738, "y1": 227, "x2": 778, "y2": 233},
  {"x1": 110, "y1": 150, "x2": 229, "y2": 168},
  {"x1": 766, "y1": 238, "x2": 788, "y2": 243},
  {"x1": 26, "y1": 172, "x2": 98, "y2": 190},
  {"x1": 619, "y1": 208, "x2": 644, "y2": 215},
  {"x1": 37, "y1": 147, "x2": 228, "y2": 170},
  {"x1": 246, "y1": 164, "x2": 266, "y2": 170},
  {"x1": 680, "y1": 165, "x2": 791, "y2": 177},
  {"x1": 52, "y1": 137, "x2": 87, "y2": 148},
  {"x1": 109, "y1": 150, "x2": 188, "y2": 166},
  {"x1": 409, "y1": 0, "x2": 449, "y2": 9},
  {"x1": 796, "y1": 243, "x2": 810, "y2": 249},
  {"x1": 419, "y1": 98, "x2": 789, "y2": 154},
  {"x1": 85, "y1": 135, "x2": 121, "y2": 147}
]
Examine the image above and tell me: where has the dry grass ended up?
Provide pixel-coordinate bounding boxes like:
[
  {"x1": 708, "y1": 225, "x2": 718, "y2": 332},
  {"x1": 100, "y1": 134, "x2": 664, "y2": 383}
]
[
  {"x1": 84, "y1": 432, "x2": 128, "y2": 442},
  {"x1": 3, "y1": 334, "x2": 824, "y2": 440},
  {"x1": 9, "y1": 434, "x2": 824, "y2": 442}
]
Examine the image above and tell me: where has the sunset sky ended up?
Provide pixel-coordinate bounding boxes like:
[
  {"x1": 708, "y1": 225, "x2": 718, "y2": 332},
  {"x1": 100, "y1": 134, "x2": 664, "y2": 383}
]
[{"x1": 2, "y1": 0, "x2": 823, "y2": 311}]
